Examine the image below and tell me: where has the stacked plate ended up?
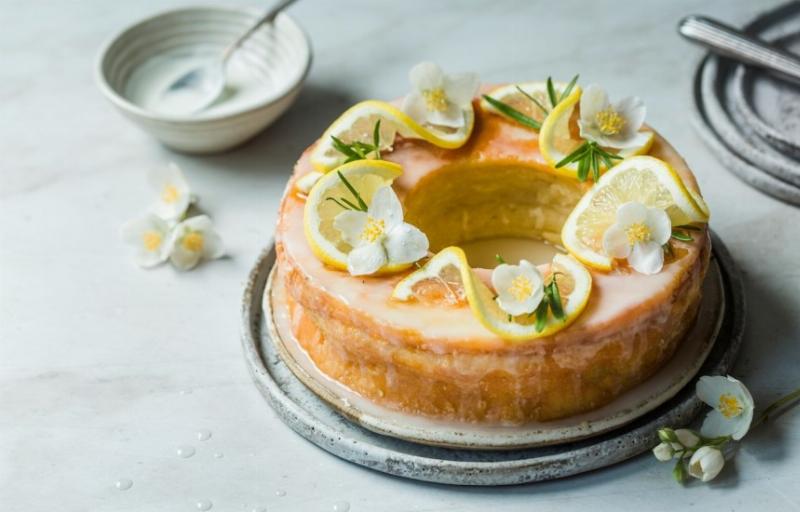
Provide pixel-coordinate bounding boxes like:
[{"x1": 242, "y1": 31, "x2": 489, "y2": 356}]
[{"x1": 692, "y1": 1, "x2": 800, "y2": 206}]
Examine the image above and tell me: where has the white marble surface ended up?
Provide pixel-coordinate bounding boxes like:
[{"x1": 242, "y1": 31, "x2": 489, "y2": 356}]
[{"x1": 2, "y1": 0, "x2": 799, "y2": 510}]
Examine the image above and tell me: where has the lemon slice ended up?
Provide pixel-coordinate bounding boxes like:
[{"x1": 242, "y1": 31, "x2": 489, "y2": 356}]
[
  {"x1": 303, "y1": 160, "x2": 404, "y2": 271},
  {"x1": 310, "y1": 100, "x2": 475, "y2": 172},
  {"x1": 480, "y1": 80, "x2": 572, "y2": 128},
  {"x1": 393, "y1": 247, "x2": 592, "y2": 341},
  {"x1": 539, "y1": 87, "x2": 655, "y2": 179},
  {"x1": 561, "y1": 155, "x2": 710, "y2": 270}
]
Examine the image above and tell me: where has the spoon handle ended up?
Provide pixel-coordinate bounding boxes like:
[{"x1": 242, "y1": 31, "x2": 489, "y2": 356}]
[
  {"x1": 678, "y1": 15, "x2": 800, "y2": 82},
  {"x1": 222, "y1": 0, "x2": 299, "y2": 62}
]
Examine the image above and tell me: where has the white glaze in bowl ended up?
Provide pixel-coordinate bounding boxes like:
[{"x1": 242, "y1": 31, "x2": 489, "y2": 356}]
[{"x1": 95, "y1": 6, "x2": 312, "y2": 153}]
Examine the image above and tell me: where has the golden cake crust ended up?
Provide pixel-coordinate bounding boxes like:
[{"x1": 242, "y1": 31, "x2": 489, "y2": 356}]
[{"x1": 274, "y1": 98, "x2": 711, "y2": 423}]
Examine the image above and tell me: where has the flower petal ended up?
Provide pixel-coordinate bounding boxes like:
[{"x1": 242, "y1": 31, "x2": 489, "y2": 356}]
[
  {"x1": 121, "y1": 214, "x2": 171, "y2": 268},
  {"x1": 616, "y1": 201, "x2": 648, "y2": 226},
  {"x1": 149, "y1": 162, "x2": 191, "y2": 221},
  {"x1": 629, "y1": 241, "x2": 664, "y2": 274},
  {"x1": 614, "y1": 95, "x2": 646, "y2": 140},
  {"x1": 202, "y1": 231, "x2": 225, "y2": 260},
  {"x1": 647, "y1": 206, "x2": 672, "y2": 245},
  {"x1": 368, "y1": 186, "x2": 403, "y2": 230},
  {"x1": 425, "y1": 101, "x2": 465, "y2": 128},
  {"x1": 401, "y1": 92, "x2": 429, "y2": 125},
  {"x1": 444, "y1": 72, "x2": 479, "y2": 107},
  {"x1": 409, "y1": 61, "x2": 443, "y2": 91},
  {"x1": 697, "y1": 375, "x2": 755, "y2": 440},
  {"x1": 602, "y1": 223, "x2": 631, "y2": 259},
  {"x1": 334, "y1": 210, "x2": 369, "y2": 247},
  {"x1": 384, "y1": 223, "x2": 429, "y2": 264},
  {"x1": 579, "y1": 84, "x2": 609, "y2": 123},
  {"x1": 347, "y1": 242, "x2": 387, "y2": 276},
  {"x1": 491, "y1": 261, "x2": 544, "y2": 316},
  {"x1": 688, "y1": 446, "x2": 724, "y2": 482}
]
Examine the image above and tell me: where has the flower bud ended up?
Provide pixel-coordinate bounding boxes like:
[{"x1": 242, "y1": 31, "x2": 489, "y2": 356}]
[
  {"x1": 652, "y1": 442, "x2": 673, "y2": 462},
  {"x1": 675, "y1": 429, "x2": 700, "y2": 449},
  {"x1": 688, "y1": 446, "x2": 725, "y2": 482}
]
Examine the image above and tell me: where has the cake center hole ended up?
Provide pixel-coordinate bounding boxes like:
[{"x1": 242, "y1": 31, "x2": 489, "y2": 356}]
[{"x1": 458, "y1": 237, "x2": 562, "y2": 269}]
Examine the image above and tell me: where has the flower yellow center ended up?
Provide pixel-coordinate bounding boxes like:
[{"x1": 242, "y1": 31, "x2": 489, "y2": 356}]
[
  {"x1": 360, "y1": 217, "x2": 385, "y2": 243},
  {"x1": 142, "y1": 231, "x2": 162, "y2": 252},
  {"x1": 718, "y1": 394, "x2": 743, "y2": 418},
  {"x1": 595, "y1": 108, "x2": 626, "y2": 135},
  {"x1": 508, "y1": 275, "x2": 534, "y2": 302},
  {"x1": 182, "y1": 232, "x2": 204, "y2": 252},
  {"x1": 422, "y1": 88, "x2": 449, "y2": 112},
  {"x1": 162, "y1": 184, "x2": 180, "y2": 204},
  {"x1": 626, "y1": 222, "x2": 651, "y2": 244}
]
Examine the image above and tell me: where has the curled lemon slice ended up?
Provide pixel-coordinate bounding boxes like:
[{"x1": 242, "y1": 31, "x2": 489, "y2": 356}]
[
  {"x1": 310, "y1": 100, "x2": 474, "y2": 172},
  {"x1": 539, "y1": 87, "x2": 654, "y2": 179},
  {"x1": 480, "y1": 80, "x2": 574, "y2": 129},
  {"x1": 393, "y1": 247, "x2": 592, "y2": 341},
  {"x1": 303, "y1": 160, "x2": 404, "y2": 271},
  {"x1": 561, "y1": 155, "x2": 710, "y2": 270}
]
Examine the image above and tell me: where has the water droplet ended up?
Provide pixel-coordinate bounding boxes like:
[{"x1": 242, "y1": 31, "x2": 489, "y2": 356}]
[
  {"x1": 196, "y1": 429, "x2": 212, "y2": 441},
  {"x1": 196, "y1": 500, "x2": 213, "y2": 511},
  {"x1": 177, "y1": 445, "x2": 196, "y2": 458},
  {"x1": 115, "y1": 478, "x2": 133, "y2": 491},
  {"x1": 332, "y1": 501, "x2": 350, "y2": 512},
  {"x1": 275, "y1": 489, "x2": 286, "y2": 497},
  {"x1": 213, "y1": 452, "x2": 224, "y2": 459}
]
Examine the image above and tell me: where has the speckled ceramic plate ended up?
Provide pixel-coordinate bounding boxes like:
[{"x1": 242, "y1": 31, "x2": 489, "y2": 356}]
[{"x1": 240, "y1": 233, "x2": 745, "y2": 485}]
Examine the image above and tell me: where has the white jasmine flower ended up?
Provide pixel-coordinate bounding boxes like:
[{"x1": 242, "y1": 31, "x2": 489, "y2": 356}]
[
  {"x1": 687, "y1": 446, "x2": 725, "y2": 482},
  {"x1": 491, "y1": 260, "x2": 545, "y2": 316},
  {"x1": 696, "y1": 375, "x2": 754, "y2": 441},
  {"x1": 578, "y1": 84, "x2": 646, "y2": 149},
  {"x1": 120, "y1": 213, "x2": 172, "y2": 268},
  {"x1": 295, "y1": 171, "x2": 324, "y2": 194},
  {"x1": 169, "y1": 215, "x2": 225, "y2": 271},
  {"x1": 674, "y1": 429, "x2": 700, "y2": 449},
  {"x1": 334, "y1": 186, "x2": 428, "y2": 276},
  {"x1": 401, "y1": 61, "x2": 479, "y2": 129},
  {"x1": 652, "y1": 442, "x2": 674, "y2": 462},
  {"x1": 602, "y1": 201, "x2": 671, "y2": 275},
  {"x1": 149, "y1": 162, "x2": 192, "y2": 221}
]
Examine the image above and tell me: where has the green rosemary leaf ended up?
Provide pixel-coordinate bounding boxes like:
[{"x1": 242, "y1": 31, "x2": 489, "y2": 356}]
[
  {"x1": 325, "y1": 197, "x2": 352, "y2": 210},
  {"x1": 337, "y1": 170, "x2": 369, "y2": 211},
  {"x1": 546, "y1": 77, "x2": 558, "y2": 109},
  {"x1": 577, "y1": 153, "x2": 589, "y2": 182},
  {"x1": 481, "y1": 94, "x2": 541, "y2": 130},
  {"x1": 681, "y1": 224, "x2": 702, "y2": 231},
  {"x1": 555, "y1": 142, "x2": 589, "y2": 168},
  {"x1": 339, "y1": 197, "x2": 362, "y2": 211},
  {"x1": 508, "y1": 314, "x2": 513, "y2": 322},
  {"x1": 495, "y1": 254, "x2": 506, "y2": 264},
  {"x1": 373, "y1": 119, "x2": 381, "y2": 155},
  {"x1": 331, "y1": 136, "x2": 360, "y2": 160},
  {"x1": 559, "y1": 74, "x2": 580, "y2": 102},
  {"x1": 671, "y1": 229, "x2": 693, "y2": 242},
  {"x1": 515, "y1": 85, "x2": 549, "y2": 116},
  {"x1": 535, "y1": 300, "x2": 549, "y2": 332},
  {"x1": 548, "y1": 276, "x2": 565, "y2": 320},
  {"x1": 591, "y1": 149, "x2": 600, "y2": 182},
  {"x1": 673, "y1": 460, "x2": 688, "y2": 484}
]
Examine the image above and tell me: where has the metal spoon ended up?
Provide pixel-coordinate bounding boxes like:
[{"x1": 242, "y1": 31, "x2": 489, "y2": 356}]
[
  {"x1": 162, "y1": 0, "x2": 299, "y2": 114},
  {"x1": 678, "y1": 15, "x2": 800, "y2": 84}
]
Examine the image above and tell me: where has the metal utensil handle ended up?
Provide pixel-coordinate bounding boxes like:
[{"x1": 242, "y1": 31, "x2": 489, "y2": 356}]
[
  {"x1": 221, "y1": 0, "x2": 299, "y2": 62},
  {"x1": 678, "y1": 15, "x2": 800, "y2": 81}
]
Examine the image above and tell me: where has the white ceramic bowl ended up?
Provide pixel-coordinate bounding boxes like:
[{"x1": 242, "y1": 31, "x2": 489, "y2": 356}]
[{"x1": 96, "y1": 6, "x2": 312, "y2": 154}]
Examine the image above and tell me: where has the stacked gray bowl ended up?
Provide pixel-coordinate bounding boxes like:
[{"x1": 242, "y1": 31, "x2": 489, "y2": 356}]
[{"x1": 692, "y1": 1, "x2": 800, "y2": 206}]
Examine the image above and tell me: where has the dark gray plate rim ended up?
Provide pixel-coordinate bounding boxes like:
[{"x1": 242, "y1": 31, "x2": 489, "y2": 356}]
[{"x1": 239, "y1": 233, "x2": 745, "y2": 485}]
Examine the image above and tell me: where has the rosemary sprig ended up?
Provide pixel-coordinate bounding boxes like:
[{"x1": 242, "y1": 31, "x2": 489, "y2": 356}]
[
  {"x1": 495, "y1": 254, "x2": 507, "y2": 264},
  {"x1": 331, "y1": 120, "x2": 383, "y2": 163},
  {"x1": 481, "y1": 74, "x2": 579, "y2": 131},
  {"x1": 532, "y1": 273, "x2": 566, "y2": 332},
  {"x1": 326, "y1": 171, "x2": 369, "y2": 211},
  {"x1": 555, "y1": 141, "x2": 622, "y2": 182},
  {"x1": 481, "y1": 94, "x2": 541, "y2": 130}
]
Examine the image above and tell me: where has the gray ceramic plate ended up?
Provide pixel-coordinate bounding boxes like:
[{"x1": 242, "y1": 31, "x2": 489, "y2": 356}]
[{"x1": 240, "y1": 233, "x2": 745, "y2": 485}]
